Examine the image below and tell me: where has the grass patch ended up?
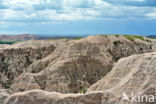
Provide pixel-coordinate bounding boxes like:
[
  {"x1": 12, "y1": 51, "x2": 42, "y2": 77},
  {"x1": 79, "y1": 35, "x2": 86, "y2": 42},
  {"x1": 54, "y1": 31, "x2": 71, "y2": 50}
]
[
  {"x1": 132, "y1": 35, "x2": 152, "y2": 42},
  {"x1": 73, "y1": 38, "x2": 83, "y2": 40},
  {"x1": 124, "y1": 35, "x2": 135, "y2": 41},
  {"x1": 133, "y1": 35, "x2": 145, "y2": 41}
]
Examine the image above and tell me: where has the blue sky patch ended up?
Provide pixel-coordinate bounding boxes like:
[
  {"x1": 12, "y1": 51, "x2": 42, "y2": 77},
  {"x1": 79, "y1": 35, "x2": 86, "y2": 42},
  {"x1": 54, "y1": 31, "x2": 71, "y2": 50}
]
[{"x1": 0, "y1": 0, "x2": 156, "y2": 35}]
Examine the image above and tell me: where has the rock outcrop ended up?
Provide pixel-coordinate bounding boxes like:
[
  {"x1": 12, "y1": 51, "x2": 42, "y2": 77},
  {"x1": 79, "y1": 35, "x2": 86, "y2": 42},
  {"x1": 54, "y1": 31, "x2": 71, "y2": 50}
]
[
  {"x1": 4, "y1": 89, "x2": 105, "y2": 104},
  {"x1": 2, "y1": 51, "x2": 156, "y2": 104},
  {"x1": 88, "y1": 52, "x2": 156, "y2": 103},
  {"x1": 0, "y1": 40, "x2": 57, "y2": 89},
  {"x1": 0, "y1": 35, "x2": 156, "y2": 94},
  {"x1": 0, "y1": 89, "x2": 10, "y2": 104},
  {"x1": 0, "y1": 39, "x2": 156, "y2": 104}
]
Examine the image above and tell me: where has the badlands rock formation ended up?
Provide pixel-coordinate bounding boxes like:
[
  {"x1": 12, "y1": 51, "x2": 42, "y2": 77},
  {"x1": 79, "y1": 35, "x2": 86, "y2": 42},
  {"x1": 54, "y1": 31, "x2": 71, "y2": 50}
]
[
  {"x1": 0, "y1": 89, "x2": 10, "y2": 104},
  {"x1": 4, "y1": 89, "x2": 105, "y2": 104},
  {"x1": 0, "y1": 40, "x2": 57, "y2": 90},
  {"x1": 0, "y1": 35, "x2": 155, "y2": 94},
  {"x1": 88, "y1": 52, "x2": 156, "y2": 103},
  {"x1": 1, "y1": 51, "x2": 156, "y2": 104}
]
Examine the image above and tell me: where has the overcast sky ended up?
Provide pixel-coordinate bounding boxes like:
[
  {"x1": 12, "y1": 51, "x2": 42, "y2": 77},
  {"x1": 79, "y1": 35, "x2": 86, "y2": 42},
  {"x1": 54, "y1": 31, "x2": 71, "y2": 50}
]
[{"x1": 0, "y1": 0, "x2": 156, "y2": 35}]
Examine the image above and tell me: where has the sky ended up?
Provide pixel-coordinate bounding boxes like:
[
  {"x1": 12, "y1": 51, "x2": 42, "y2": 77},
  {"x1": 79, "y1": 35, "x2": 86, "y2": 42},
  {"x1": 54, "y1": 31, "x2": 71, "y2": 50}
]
[{"x1": 0, "y1": 0, "x2": 156, "y2": 36}]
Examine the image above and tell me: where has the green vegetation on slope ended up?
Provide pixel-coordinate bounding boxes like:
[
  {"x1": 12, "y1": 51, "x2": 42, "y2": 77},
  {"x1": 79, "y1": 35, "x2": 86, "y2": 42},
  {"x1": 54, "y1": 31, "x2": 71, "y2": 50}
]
[
  {"x1": 124, "y1": 35, "x2": 135, "y2": 41},
  {"x1": 132, "y1": 35, "x2": 152, "y2": 42},
  {"x1": 133, "y1": 35, "x2": 144, "y2": 41},
  {"x1": 123, "y1": 35, "x2": 151, "y2": 43},
  {"x1": 73, "y1": 38, "x2": 83, "y2": 40},
  {"x1": 0, "y1": 41, "x2": 17, "y2": 44}
]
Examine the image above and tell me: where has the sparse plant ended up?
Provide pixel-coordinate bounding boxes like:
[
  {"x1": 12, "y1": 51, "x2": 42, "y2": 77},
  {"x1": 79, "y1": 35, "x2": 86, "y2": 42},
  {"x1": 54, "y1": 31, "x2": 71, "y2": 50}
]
[
  {"x1": 145, "y1": 39, "x2": 152, "y2": 42},
  {"x1": 115, "y1": 34, "x2": 119, "y2": 37},
  {"x1": 79, "y1": 88, "x2": 87, "y2": 94},
  {"x1": 74, "y1": 38, "x2": 83, "y2": 40},
  {"x1": 124, "y1": 35, "x2": 135, "y2": 41},
  {"x1": 3, "y1": 80, "x2": 11, "y2": 89}
]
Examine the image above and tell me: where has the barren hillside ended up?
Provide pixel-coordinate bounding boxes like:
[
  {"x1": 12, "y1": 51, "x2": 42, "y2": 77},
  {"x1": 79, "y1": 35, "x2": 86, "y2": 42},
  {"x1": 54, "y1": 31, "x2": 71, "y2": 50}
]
[
  {"x1": 0, "y1": 35, "x2": 156, "y2": 94},
  {"x1": 0, "y1": 35, "x2": 156, "y2": 104},
  {"x1": 1, "y1": 50, "x2": 156, "y2": 104}
]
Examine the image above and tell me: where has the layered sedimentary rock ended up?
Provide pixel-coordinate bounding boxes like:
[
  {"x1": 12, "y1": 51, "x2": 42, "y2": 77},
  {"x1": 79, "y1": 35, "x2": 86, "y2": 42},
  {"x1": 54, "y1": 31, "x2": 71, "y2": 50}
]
[
  {"x1": 2, "y1": 51, "x2": 156, "y2": 104},
  {"x1": 4, "y1": 90, "x2": 104, "y2": 104},
  {"x1": 0, "y1": 35, "x2": 155, "y2": 94},
  {"x1": 88, "y1": 52, "x2": 156, "y2": 103},
  {"x1": 0, "y1": 89, "x2": 10, "y2": 104},
  {"x1": 0, "y1": 40, "x2": 57, "y2": 89}
]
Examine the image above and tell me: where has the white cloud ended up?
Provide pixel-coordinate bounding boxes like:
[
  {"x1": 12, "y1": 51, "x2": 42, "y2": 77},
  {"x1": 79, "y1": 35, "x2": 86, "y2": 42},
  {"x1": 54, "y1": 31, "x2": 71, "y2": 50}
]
[
  {"x1": 0, "y1": 9, "x2": 37, "y2": 20},
  {"x1": 145, "y1": 10, "x2": 156, "y2": 19},
  {"x1": 0, "y1": 0, "x2": 156, "y2": 23},
  {"x1": 4, "y1": 0, "x2": 41, "y2": 5}
]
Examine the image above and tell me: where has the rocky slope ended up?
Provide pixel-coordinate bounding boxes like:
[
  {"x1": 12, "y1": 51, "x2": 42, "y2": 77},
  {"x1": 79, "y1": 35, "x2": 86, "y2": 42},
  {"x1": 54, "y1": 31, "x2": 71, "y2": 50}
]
[
  {"x1": 1, "y1": 51, "x2": 156, "y2": 104},
  {"x1": 0, "y1": 35, "x2": 156, "y2": 95},
  {"x1": 0, "y1": 89, "x2": 10, "y2": 104},
  {"x1": 4, "y1": 90, "x2": 104, "y2": 104},
  {"x1": 88, "y1": 51, "x2": 156, "y2": 91},
  {"x1": 0, "y1": 40, "x2": 57, "y2": 90},
  {"x1": 87, "y1": 51, "x2": 156, "y2": 104}
]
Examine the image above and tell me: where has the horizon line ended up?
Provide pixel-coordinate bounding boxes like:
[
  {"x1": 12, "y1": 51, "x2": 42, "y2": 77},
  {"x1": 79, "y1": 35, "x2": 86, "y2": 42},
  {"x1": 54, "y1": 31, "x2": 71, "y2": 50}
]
[{"x1": 0, "y1": 33, "x2": 155, "y2": 36}]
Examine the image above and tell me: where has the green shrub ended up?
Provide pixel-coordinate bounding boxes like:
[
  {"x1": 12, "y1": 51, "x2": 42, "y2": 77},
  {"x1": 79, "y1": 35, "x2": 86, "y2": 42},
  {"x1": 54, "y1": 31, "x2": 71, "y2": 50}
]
[
  {"x1": 79, "y1": 88, "x2": 87, "y2": 94},
  {"x1": 145, "y1": 39, "x2": 152, "y2": 42},
  {"x1": 124, "y1": 35, "x2": 135, "y2": 41},
  {"x1": 115, "y1": 34, "x2": 119, "y2": 37},
  {"x1": 3, "y1": 80, "x2": 11, "y2": 89},
  {"x1": 113, "y1": 40, "x2": 122, "y2": 46}
]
